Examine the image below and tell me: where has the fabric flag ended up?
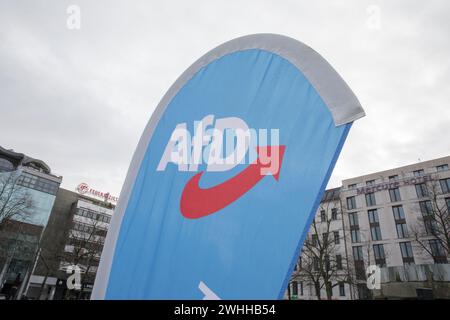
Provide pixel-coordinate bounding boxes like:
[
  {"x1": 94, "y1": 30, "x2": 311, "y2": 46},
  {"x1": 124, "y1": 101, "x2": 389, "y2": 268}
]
[{"x1": 92, "y1": 34, "x2": 365, "y2": 299}]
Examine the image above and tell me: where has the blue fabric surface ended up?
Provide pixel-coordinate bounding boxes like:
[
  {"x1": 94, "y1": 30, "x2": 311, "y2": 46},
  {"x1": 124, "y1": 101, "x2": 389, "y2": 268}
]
[{"x1": 105, "y1": 49, "x2": 350, "y2": 299}]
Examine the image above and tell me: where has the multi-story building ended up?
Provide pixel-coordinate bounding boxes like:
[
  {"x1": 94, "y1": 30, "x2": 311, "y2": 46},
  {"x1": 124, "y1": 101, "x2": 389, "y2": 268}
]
[
  {"x1": 288, "y1": 187, "x2": 355, "y2": 300},
  {"x1": 0, "y1": 145, "x2": 62, "y2": 299},
  {"x1": 289, "y1": 155, "x2": 450, "y2": 300},
  {"x1": 25, "y1": 186, "x2": 114, "y2": 300}
]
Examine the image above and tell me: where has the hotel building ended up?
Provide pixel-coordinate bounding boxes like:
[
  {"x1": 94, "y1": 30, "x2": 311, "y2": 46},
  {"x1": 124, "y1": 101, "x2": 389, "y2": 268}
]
[{"x1": 289, "y1": 155, "x2": 450, "y2": 300}]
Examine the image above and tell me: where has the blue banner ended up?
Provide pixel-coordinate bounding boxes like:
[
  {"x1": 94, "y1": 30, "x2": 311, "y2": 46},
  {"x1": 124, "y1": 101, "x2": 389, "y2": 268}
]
[{"x1": 92, "y1": 34, "x2": 364, "y2": 299}]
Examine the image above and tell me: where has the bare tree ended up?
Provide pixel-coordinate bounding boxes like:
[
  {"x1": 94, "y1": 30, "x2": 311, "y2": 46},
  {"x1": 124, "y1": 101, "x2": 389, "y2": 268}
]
[
  {"x1": 291, "y1": 227, "x2": 324, "y2": 299},
  {"x1": 410, "y1": 179, "x2": 450, "y2": 263},
  {"x1": 62, "y1": 211, "x2": 107, "y2": 299},
  {"x1": 0, "y1": 171, "x2": 35, "y2": 291},
  {"x1": 292, "y1": 200, "x2": 354, "y2": 300},
  {"x1": 0, "y1": 171, "x2": 33, "y2": 227}
]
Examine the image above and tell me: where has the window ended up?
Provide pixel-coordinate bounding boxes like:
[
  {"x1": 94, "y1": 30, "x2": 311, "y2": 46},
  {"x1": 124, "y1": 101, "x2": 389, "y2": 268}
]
[
  {"x1": 348, "y1": 183, "x2": 357, "y2": 189},
  {"x1": 389, "y1": 175, "x2": 399, "y2": 182},
  {"x1": 393, "y1": 206, "x2": 408, "y2": 238},
  {"x1": 97, "y1": 214, "x2": 111, "y2": 223},
  {"x1": 336, "y1": 254, "x2": 343, "y2": 270},
  {"x1": 76, "y1": 208, "x2": 112, "y2": 226},
  {"x1": 396, "y1": 223, "x2": 408, "y2": 238},
  {"x1": 440, "y1": 178, "x2": 450, "y2": 194},
  {"x1": 349, "y1": 212, "x2": 359, "y2": 226},
  {"x1": 368, "y1": 209, "x2": 382, "y2": 241},
  {"x1": 365, "y1": 192, "x2": 376, "y2": 206},
  {"x1": 415, "y1": 183, "x2": 428, "y2": 198},
  {"x1": 347, "y1": 196, "x2": 356, "y2": 210},
  {"x1": 429, "y1": 240, "x2": 447, "y2": 263},
  {"x1": 371, "y1": 227, "x2": 382, "y2": 241},
  {"x1": 322, "y1": 232, "x2": 329, "y2": 246},
  {"x1": 366, "y1": 180, "x2": 375, "y2": 186},
  {"x1": 311, "y1": 234, "x2": 318, "y2": 247},
  {"x1": 77, "y1": 208, "x2": 94, "y2": 219},
  {"x1": 334, "y1": 231, "x2": 340, "y2": 244},
  {"x1": 424, "y1": 218, "x2": 438, "y2": 235},
  {"x1": 291, "y1": 281, "x2": 298, "y2": 296},
  {"x1": 331, "y1": 208, "x2": 338, "y2": 220},
  {"x1": 325, "y1": 255, "x2": 331, "y2": 270},
  {"x1": 77, "y1": 209, "x2": 85, "y2": 218},
  {"x1": 0, "y1": 158, "x2": 15, "y2": 172},
  {"x1": 420, "y1": 201, "x2": 436, "y2": 235},
  {"x1": 371, "y1": 225, "x2": 382, "y2": 241},
  {"x1": 392, "y1": 205, "x2": 405, "y2": 220},
  {"x1": 419, "y1": 201, "x2": 433, "y2": 216},
  {"x1": 320, "y1": 210, "x2": 326, "y2": 222},
  {"x1": 368, "y1": 209, "x2": 379, "y2": 223},
  {"x1": 299, "y1": 281, "x2": 304, "y2": 296},
  {"x1": 72, "y1": 222, "x2": 95, "y2": 235},
  {"x1": 17, "y1": 173, "x2": 59, "y2": 195},
  {"x1": 447, "y1": 198, "x2": 450, "y2": 212},
  {"x1": 313, "y1": 257, "x2": 319, "y2": 271},
  {"x1": 353, "y1": 246, "x2": 364, "y2": 261},
  {"x1": 389, "y1": 188, "x2": 401, "y2": 202},
  {"x1": 323, "y1": 188, "x2": 339, "y2": 201},
  {"x1": 399, "y1": 242, "x2": 414, "y2": 264},
  {"x1": 339, "y1": 282, "x2": 345, "y2": 296},
  {"x1": 351, "y1": 229, "x2": 361, "y2": 243},
  {"x1": 436, "y1": 164, "x2": 448, "y2": 172},
  {"x1": 413, "y1": 169, "x2": 424, "y2": 177},
  {"x1": 373, "y1": 244, "x2": 386, "y2": 267},
  {"x1": 349, "y1": 212, "x2": 360, "y2": 243}
]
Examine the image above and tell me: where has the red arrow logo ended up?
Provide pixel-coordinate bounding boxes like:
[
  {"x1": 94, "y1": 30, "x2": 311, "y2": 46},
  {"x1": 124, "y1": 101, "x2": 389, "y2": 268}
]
[{"x1": 180, "y1": 146, "x2": 286, "y2": 219}]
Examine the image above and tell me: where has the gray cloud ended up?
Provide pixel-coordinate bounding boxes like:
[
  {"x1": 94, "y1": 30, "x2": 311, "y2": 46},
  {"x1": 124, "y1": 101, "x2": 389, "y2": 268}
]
[{"x1": 0, "y1": 0, "x2": 449, "y2": 195}]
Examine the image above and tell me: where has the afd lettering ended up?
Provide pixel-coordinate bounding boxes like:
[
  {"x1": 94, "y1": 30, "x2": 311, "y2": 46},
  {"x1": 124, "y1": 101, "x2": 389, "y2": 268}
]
[
  {"x1": 157, "y1": 115, "x2": 286, "y2": 218},
  {"x1": 157, "y1": 114, "x2": 281, "y2": 175}
]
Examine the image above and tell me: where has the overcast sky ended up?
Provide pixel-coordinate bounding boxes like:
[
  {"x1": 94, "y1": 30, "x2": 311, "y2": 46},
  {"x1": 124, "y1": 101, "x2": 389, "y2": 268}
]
[{"x1": 1, "y1": 0, "x2": 449, "y2": 197}]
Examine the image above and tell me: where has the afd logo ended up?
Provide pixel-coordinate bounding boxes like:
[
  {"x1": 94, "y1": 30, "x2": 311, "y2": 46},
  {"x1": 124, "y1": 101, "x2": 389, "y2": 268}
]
[{"x1": 157, "y1": 115, "x2": 286, "y2": 219}]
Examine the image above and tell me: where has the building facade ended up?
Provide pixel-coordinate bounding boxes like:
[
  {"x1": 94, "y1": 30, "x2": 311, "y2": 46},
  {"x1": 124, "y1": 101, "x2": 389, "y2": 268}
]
[
  {"x1": 25, "y1": 188, "x2": 114, "y2": 300},
  {"x1": 288, "y1": 188, "x2": 355, "y2": 300},
  {"x1": 289, "y1": 155, "x2": 450, "y2": 300},
  {"x1": 0, "y1": 145, "x2": 62, "y2": 299}
]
